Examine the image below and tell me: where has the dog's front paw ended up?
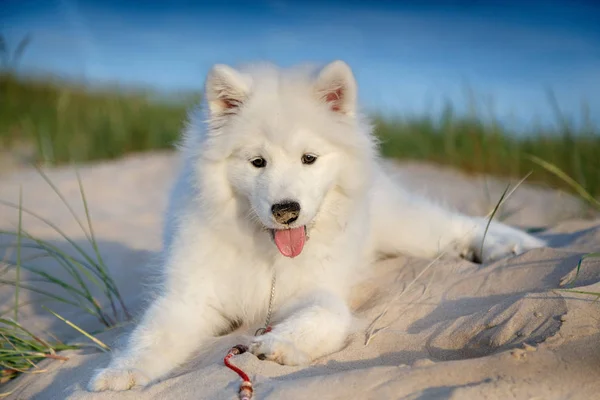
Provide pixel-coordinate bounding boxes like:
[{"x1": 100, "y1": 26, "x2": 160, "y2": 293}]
[
  {"x1": 249, "y1": 333, "x2": 310, "y2": 366},
  {"x1": 462, "y1": 222, "x2": 547, "y2": 263},
  {"x1": 88, "y1": 367, "x2": 150, "y2": 392}
]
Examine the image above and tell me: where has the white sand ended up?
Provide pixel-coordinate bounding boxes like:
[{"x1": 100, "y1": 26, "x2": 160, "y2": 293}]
[{"x1": 1, "y1": 153, "x2": 599, "y2": 400}]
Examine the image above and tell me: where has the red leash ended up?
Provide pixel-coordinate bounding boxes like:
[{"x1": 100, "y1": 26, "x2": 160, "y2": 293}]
[{"x1": 224, "y1": 326, "x2": 272, "y2": 400}]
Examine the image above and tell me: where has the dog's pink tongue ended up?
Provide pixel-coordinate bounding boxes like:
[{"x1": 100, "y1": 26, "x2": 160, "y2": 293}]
[{"x1": 274, "y1": 227, "x2": 306, "y2": 258}]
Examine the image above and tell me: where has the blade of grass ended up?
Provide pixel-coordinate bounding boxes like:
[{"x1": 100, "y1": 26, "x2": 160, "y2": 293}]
[
  {"x1": 562, "y1": 252, "x2": 600, "y2": 288},
  {"x1": 0, "y1": 350, "x2": 69, "y2": 360},
  {"x1": 14, "y1": 187, "x2": 22, "y2": 322},
  {"x1": 42, "y1": 306, "x2": 110, "y2": 352},
  {"x1": 479, "y1": 171, "x2": 535, "y2": 260},
  {"x1": 527, "y1": 155, "x2": 600, "y2": 209},
  {"x1": 483, "y1": 172, "x2": 533, "y2": 220},
  {"x1": 480, "y1": 183, "x2": 510, "y2": 261},
  {"x1": 76, "y1": 170, "x2": 128, "y2": 320},
  {"x1": 556, "y1": 289, "x2": 600, "y2": 301},
  {"x1": 35, "y1": 167, "x2": 92, "y2": 243}
]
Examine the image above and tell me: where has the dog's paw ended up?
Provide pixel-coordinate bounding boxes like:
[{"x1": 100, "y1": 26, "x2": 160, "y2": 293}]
[
  {"x1": 249, "y1": 333, "x2": 310, "y2": 366},
  {"x1": 462, "y1": 222, "x2": 547, "y2": 263},
  {"x1": 88, "y1": 367, "x2": 150, "y2": 392}
]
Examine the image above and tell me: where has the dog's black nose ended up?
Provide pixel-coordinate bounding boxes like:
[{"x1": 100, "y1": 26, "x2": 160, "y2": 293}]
[{"x1": 271, "y1": 201, "x2": 301, "y2": 225}]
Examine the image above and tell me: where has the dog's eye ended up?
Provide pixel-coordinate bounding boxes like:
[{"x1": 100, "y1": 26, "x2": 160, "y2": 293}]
[
  {"x1": 250, "y1": 157, "x2": 267, "y2": 168},
  {"x1": 301, "y1": 154, "x2": 317, "y2": 165}
]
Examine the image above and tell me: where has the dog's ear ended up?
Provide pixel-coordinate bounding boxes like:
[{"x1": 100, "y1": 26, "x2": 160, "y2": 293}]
[
  {"x1": 204, "y1": 64, "x2": 250, "y2": 117},
  {"x1": 314, "y1": 60, "x2": 357, "y2": 116}
]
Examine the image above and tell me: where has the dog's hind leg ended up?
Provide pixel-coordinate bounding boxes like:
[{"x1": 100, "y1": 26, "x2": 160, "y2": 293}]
[{"x1": 370, "y1": 169, "x2": 546, "y2": 263}]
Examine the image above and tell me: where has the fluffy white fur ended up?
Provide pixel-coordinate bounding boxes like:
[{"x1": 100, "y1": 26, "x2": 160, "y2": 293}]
[{"x1": 88, "y1": 60, "x2": 546, "y2": 391}]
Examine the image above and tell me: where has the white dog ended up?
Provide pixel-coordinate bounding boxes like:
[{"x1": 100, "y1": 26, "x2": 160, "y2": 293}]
[{"x1": 89, "y1": 60, "x2": 546, "y2": 391}]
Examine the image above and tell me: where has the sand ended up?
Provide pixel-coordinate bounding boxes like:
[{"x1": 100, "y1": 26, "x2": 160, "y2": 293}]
[{"x1": 1, "y1": 152, "x2": 599, "y2": 400}]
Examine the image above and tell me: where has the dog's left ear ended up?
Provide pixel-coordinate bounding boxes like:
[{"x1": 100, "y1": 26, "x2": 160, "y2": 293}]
[{"x1": 314, "y1": 60, "x2": 357, "y2": 116}]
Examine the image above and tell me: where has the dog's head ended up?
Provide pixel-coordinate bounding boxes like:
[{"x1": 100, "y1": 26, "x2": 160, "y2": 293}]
[{"x1": 195, "y1": 61, "x2": 376, "y2": 258}]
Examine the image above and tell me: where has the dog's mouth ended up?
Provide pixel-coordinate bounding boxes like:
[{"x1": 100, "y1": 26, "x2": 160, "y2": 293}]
[{"x1": 269, "y1": 226, "x2": 308, "y2": 258}]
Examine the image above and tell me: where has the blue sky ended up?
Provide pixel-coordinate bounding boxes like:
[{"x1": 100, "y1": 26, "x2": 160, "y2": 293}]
[{"x1": 3, "y1": 0, "x2": 600, "y2": 129}]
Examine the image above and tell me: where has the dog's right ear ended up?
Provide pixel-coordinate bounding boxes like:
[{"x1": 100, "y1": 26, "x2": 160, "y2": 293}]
[{"x1": 204, "y1": 64, "x2": 250, "y2": 117}]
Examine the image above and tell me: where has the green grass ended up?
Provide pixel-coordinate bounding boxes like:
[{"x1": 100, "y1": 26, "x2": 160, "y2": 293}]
[
  {"x1": 0, "y1": 170, "x2": 125, "y2": 388},
  {"x1": 374, "y1": 110, "x2": 599, "y2": 200},
  {"x1": 1, "y1": 72, "x2": 599, "y2": 199},
  {"x1": 0, "y1": 317, "x2": 77, "y2": 389},
  {"x1": 0, "y1": 72, "x2": 198, "y2": 164},
  {"x1": 0, "y1": 168, "x2": 130, "y2": 327}
]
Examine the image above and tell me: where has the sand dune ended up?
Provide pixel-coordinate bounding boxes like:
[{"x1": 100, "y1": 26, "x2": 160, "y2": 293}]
[{"x1": 1, "y1": 153, "x2": 599, "y2": 400}]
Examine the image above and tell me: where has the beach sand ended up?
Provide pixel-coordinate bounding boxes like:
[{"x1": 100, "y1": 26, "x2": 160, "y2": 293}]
[{"x1": 1, "y1": 152, "x2": 599, "y2": 400}]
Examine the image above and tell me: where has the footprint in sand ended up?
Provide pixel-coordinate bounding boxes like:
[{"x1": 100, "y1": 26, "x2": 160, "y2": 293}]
[{"x1": 425, "y1": 291, "x2": 567, "y2": 360}]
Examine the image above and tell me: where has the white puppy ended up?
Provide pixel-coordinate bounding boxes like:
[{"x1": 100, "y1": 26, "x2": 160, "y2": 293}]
[{"x1": 89, "y1": 60, "x2": 546, "y2": 391}]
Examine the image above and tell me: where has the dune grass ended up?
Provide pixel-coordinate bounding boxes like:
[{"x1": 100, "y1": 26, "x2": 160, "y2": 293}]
[
  {"x1": 0, "y1": 317, "x2": 77, "y2": 389},
  {"x1": 0, "y1": 72, "x2": 197, "y2": 164},
  {"x1": 0, "y1": 169, "x2": 125, "y2": 388},
  {"x1": 0, "y1": 168, "x2": 130, "y2": 326},
  {"x1": 374, "y1": 110, "x2": 599, "y2": 200}
]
